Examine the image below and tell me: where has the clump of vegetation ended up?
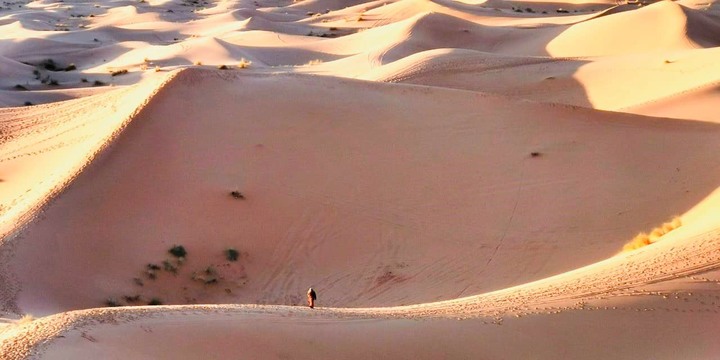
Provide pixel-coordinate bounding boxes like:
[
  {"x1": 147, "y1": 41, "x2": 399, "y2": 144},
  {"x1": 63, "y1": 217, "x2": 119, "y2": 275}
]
[
  {"x1": 38, "y1": 59, "x2": 58, "y2": 71},
  {"x1": 163, "y1": 259, "x2": 178, "y2": 274},
  {"x1": 230, "y1": 191, "x2": 245, "y2": 199},
  {"x1": 237, "y1": 58, "x2": 251, "y2": 69},
  {"x1": 123, "y1": 295, "x2": 141, "y2": 303},
  {"x1": 530, "y1": 152, "x2": 541, "y2": 157},
  {"x1": 106, "y1": 298, "x2": 121, "y2": 307},
  {"x1": 146, "y1": 263, "x2": 161, "y2": 279},
  {"x1": 194, "y1": 61, "x2": 203, "y2": 66},
  {"x1": 225, "y1": 248, "x2": 240, "y2": 261},
  {"x1": 93, "y1": 80, "x2": 106, "y2": 86},
  {"x1": 13, "y1": 84, "x2": 27, "y2": 91},
  {"x1": 148, "y1": 298, "x2": 163, "y2": 305},
  {"x1": 218, "y1": 64, "x2": 229, "y2": 70},
  {"x1": 133, "y1": 277, "x2": 144, "y2": 286},
  {"x1": 80, "y1": 78, "x2": 88, "y2": 83},
  {"x1": 110, "y1": 69, "x2": 128, "y2": 76},
  {"x1": 24, "y1": 101, "x2": 33, "y2": 106},
  {"x1": 169, "y1": 245, "x2": 187, "y2": 258},
  {"x1": 64, "y1": 63, "x2": 77, "y2": 71},
  {"x1": 17, "y1": 314, "x2": 35, "y2": 325},
  {"x1": 192, "y1": 266, "x2": 218, "y2": 284},
  {"x1": 48, "y1": 79, "x2": 59, "y2": 86},
  {"x1": 621, "y1": 217, "x2": 682, "y2": 252}
]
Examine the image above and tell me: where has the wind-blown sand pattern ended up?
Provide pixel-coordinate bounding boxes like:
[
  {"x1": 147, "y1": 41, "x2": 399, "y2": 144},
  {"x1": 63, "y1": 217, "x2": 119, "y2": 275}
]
[{"x1": 1, "y1": 0, "x2": 720, "y2": 358}]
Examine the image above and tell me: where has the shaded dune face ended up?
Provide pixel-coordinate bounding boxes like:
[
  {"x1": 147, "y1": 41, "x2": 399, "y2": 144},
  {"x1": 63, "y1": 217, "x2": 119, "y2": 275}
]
[{"x1": 7, "y1": 70, "x2": 720, "y2": 315}]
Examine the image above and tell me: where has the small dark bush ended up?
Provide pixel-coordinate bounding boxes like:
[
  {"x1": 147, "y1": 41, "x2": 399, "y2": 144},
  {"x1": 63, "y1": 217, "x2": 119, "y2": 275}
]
[
  {"x1": 13, "y1": 84, "x2": 27, "y2": 90},
  {"x1": 39, "y1": 59, "x2": 57, "y2": 71},
  {"x1": 64, "y1": 64, "x2": 77, "y2": 71},
  {"x1": 110, "y1": 69, "x2": 128, "y2": 76},
  {"x1": 23, "y1": 101, "x2": 33, "y2": 106},
  {"x1": 106, "y1": 298, "x2": 121, "y2": 307},
  {"x1": 169, "y1": 245, "x2": 187, "y2": 258},
  {"x1": 147, "y1": 263, "x2": 161, "y2": 270},
  {"x1": 81, "y1": 78, "x2": 88, "y2": 83},
  {"x1": 48, "y1": 79, "x2": 59, "y2": 86},
  {"x1": 230, "y1": 191, "x2": 245, "y2": 199},
  {"x1": 133, "y1": 277, "x2": 144, "y2": 286},
  {"x1": 148, "y1": 298, "x2": 163, "y2": 305},
  {"x1": 93, "y1": 80, "x2": 105, "y2": 86},
  {"x1": 225, "y1": 248, "x2": 240, "y2": 261},
  {"x1": 217, "y1": 64, "x2": 229, "y2": 70},
  {"x1": 530, "y1": 152, "x2": 541, "y2": 157},
  {"x1": 123, "y1": 295, "x2": 141, "y2": 302},
  {"x1": 163, "y1": 259, "x2": 178, "y2": 273}
]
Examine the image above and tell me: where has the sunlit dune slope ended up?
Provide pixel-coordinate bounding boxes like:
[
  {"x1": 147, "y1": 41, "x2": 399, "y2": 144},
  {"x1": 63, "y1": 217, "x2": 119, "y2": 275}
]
[{"x1": 3, "y1": 69, "x2": 720, "y2": 316}]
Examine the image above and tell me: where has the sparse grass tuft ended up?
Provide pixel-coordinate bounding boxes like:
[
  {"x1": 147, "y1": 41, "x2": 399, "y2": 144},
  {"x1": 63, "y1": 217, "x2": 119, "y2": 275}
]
[
  {"x1": 225, "y1": 248, "x2": 240, "y2": 261},
  {"x1": 169, "y1": 245, "x2": 187, "y2": 258},
  {"x1": 110, "y1": 69, "x2": 129, "y2": 76},
  {"x1": 306, "y1": 59, "x2": 323, "y2": 66}
]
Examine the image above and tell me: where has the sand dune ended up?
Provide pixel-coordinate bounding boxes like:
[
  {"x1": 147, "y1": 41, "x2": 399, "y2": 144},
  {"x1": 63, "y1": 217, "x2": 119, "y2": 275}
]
[{"x1": 2, "y1": 0, "x2": 720, "y2": 358}]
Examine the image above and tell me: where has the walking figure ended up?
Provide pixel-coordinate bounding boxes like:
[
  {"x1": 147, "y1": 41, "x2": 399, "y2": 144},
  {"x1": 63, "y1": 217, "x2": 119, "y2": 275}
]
[{"x1": 307, "y1": 287, "x2": 317, "y2": 309}]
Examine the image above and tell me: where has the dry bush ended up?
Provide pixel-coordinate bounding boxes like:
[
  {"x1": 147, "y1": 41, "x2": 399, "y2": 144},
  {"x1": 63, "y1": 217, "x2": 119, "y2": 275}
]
[
  {"x1": 17, "y1": 314, "x2": 34, "y2": 325},
  {"x1": 621, "y1": 217, "x2": 682, "y2": 252},
  {"x1": 237, "y1": 58, "x2": 252, "y2": 69}
]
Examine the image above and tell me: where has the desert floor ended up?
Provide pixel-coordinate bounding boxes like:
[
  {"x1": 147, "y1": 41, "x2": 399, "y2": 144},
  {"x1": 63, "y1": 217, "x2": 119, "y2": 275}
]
[{"x1": 1, "y1": 0, "x2": 720, "y2": 358}]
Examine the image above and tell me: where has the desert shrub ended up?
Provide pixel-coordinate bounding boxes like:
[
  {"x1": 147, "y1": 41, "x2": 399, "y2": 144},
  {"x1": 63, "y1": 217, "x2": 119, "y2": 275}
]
[
  {"x1": 163, "y1": 259, "x2": 178, "y2": 273},
  {"x1": 225, "y1": 248, "x2": 240, "y2": 261},
  {"x1": 621, "y1": 217, "x2": 682, "y2": 252},
  {"x1": 93, "y1": 80, "x2": 106, "y2": 86},
  {"x1": 13, "y1": 84, "x2": 27, "y2": 90},
  {"x1": 48, "y1": 79, "x2": 59, "y2": 86},
  {"x1": 230, "y1": 191, "x2": 245, "y2": 199},
  {"x1": 530, "y1": 152, "x2": 541, "y2": 157},
  {"x1": 23, "y1": 101, "x2": 32, "y2": 106},
  {"x1": 237, "y1": 58, "x2": 251, "y2": 69},
  {"x1": 123, "y1": 295, "x2": 141, "y2": 302},
  {"x1": 110, "y1": 69, "x2": 128, "y2": 76},
  {"x1": 148, "y1": 298, "x2": 163, "y2": 305},
  {"x1": 169, "y1": 245, "x2": 187, "y2": 258},
  {"x1": 64, "y1": 63, "x2": 77, "y2": 71},
  {"x1": 217, "y1": 64, "x2": 229, "y2": 70},
  {"x1": 39, "y1": 59, "x2": 57, "y2": 71},
  {"x1": 17, "y1": 314, "x2": 34, "y2": 324},
  {"x1": 106, "y1": 298, "x2": 121, "y2": 307},
  {"x1": 81, "y1": 78, "x2": 88, "y2": 83}
]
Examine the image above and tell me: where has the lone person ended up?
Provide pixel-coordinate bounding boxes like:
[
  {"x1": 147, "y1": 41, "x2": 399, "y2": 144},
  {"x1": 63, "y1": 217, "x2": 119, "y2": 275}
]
[{"x1": 307, "y1": 287, "x2": 317, "y2": 309}]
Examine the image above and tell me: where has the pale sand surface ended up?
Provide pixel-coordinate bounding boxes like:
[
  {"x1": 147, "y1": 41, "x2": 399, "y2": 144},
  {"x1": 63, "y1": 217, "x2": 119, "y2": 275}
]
[{"x1": 1, "y1": 0, "x2": 720, "y2": 358}]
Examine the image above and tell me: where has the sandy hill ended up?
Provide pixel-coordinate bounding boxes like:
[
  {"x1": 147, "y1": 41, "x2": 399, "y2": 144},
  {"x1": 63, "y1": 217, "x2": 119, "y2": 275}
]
[{"x1": 2, "y1": 0, "x2": 720, "y2": 358}]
